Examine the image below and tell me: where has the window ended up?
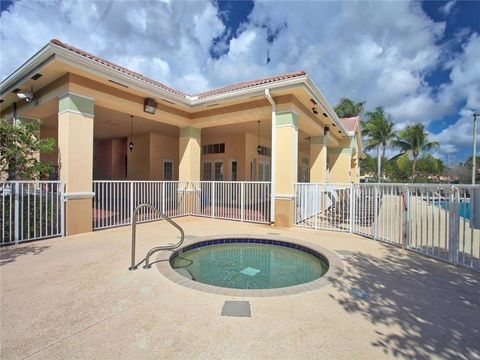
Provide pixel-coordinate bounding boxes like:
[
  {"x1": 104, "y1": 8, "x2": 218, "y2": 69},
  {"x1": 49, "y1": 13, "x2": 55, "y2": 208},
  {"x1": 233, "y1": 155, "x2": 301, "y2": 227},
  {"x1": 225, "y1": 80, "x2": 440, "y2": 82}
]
[
  {"x1": 163, "y1": 160, "x2": 173, "y2": 180},
  {"x1": 202, "y1": 143, "x2": 225, "y2": 154},
  {"x1": 214, "y1": 161, "x2": 224, "y2": 181},
  {"x1": 203, "y1": 162, "x2": 212, "y2": 181},
  {"x1": 258, "y1": 161, "x2": 270, "y2": 181},
  {"x1": 231, "y1": 161, "x2": 238, "y2": 181}
]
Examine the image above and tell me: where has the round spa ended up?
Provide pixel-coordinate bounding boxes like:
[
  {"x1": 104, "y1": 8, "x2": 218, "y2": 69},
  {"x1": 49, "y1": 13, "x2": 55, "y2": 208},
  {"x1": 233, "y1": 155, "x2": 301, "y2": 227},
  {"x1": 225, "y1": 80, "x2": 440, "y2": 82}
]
[{"x1": 169, "y1": 238, "x2": 329, "y2": 290}]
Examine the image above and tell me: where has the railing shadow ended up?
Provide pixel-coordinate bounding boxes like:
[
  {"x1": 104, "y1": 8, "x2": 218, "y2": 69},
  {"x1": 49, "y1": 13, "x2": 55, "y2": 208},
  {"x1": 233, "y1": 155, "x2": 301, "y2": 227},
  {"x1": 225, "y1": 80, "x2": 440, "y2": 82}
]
[
  {"x1": 0, "y1": 243, "x2": 50, "y2": 266},
  {"x1": 329, "y1": 246, "x2": 480, "y2": 359}
]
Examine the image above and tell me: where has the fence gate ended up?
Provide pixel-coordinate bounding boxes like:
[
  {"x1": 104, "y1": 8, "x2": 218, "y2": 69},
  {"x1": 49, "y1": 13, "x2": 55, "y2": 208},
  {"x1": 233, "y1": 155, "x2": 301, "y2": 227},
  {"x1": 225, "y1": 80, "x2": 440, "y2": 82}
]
[{"x1": 1, "y1": 181, "x2": 65, "y2": 245}]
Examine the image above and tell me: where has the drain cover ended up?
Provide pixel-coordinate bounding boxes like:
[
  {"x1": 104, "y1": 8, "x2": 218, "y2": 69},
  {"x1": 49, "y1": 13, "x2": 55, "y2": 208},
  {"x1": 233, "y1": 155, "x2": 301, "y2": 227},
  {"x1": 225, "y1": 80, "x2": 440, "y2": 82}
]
[
  {"x1": 221, "y1": 301, "x2": 251, "y2": 317},
  {"x1": 240, "y1": 267, "x2": 260, "y2": 276}
]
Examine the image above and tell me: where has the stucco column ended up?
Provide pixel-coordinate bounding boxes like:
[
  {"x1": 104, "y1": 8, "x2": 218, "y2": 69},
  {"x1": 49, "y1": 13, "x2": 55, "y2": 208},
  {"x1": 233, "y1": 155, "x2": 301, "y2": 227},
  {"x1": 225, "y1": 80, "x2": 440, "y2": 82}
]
[
  {"x1": 179, "y1": 127, "x2": 201, "y2": 213},
  {"x1": 274, "y1": 112, "x2": 298, "y2": 226},
  {"x1": 328, "y1": 147, "x2": 352, "y2": 183},
  {"x1": 179, "y1": 127, "x2": 201, "y2": 181},
  {"x1": 309, "y1": 134, "x2": 327, "y2": 182},
  {"x1": 58, "y1": 92, "x2": 94, "y2": 235}
]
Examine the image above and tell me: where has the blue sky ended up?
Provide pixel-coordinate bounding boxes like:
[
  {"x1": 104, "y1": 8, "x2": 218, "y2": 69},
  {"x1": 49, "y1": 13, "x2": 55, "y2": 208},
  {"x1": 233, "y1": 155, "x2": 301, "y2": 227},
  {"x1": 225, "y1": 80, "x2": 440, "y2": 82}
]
[{"x1": 1, "y1": 0, "x2": 479, "y2": 163}]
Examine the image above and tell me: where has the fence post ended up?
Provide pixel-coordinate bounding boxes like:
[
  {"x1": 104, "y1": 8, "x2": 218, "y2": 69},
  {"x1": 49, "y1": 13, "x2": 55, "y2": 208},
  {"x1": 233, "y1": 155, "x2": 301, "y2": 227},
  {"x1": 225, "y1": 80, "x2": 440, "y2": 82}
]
[
  {"x1": 240, "y1": 182, "x2": 245, "y2": 222},
  {"x1": 401, "y1": 187, "x2": 408, "y2": 249},
  {"x1": 349, "y1": 184, "x2": 354, "y2": 234},
  {"x1": 314, "y1": 184, "x2": 319, "y2": 230},
  {"x1": 448, "y1": 186, "x2": 460, "y2": 265},
  {"x1": 373, "y1": 185, "x2": 378, "y2": 240},
  {"x1": 130, "y1": 182, "x2": 134, "y2": 225},
  {"x1": 14, "y1": 182, "x2": 20, "y2": 244},
  {"x1": 211, "y1": 181, "x2": 215, "y2": 219},
  {"x1": 162, "y1": 182, "x2": 166, "y2": 214},
  {"x1": 60, "y1": 182, "x2": 65, "y2": 237}
]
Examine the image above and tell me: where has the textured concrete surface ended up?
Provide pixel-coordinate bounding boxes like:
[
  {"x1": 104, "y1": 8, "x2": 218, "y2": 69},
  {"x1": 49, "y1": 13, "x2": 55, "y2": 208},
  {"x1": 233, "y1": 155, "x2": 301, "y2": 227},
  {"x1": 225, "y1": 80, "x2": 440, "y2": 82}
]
[{"x1": 1, "y1": 217, "x2": 479, "y2": 360}]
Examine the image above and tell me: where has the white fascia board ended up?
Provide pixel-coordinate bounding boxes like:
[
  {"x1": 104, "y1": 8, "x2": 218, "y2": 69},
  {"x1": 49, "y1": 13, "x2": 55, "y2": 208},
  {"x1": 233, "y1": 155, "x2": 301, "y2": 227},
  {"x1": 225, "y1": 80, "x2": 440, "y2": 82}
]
[
  {"x1": 190, "y1": 75, "x2": 308, "y2": 107},
  {"x1": 0, "y1": 44, "x2": 55, "y2": 96},
  {"x1": 304, "y1": 76, "x2": 349, "y2": 136},
  {"x1": 51, "y1": 44, "x2": 189, "y2": 106}
]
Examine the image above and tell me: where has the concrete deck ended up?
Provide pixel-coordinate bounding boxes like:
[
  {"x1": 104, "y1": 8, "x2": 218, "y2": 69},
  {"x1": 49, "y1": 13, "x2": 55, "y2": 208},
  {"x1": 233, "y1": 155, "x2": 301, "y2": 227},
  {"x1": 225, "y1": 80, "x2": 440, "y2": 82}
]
[{"x1": 1, "y1": 217, "x2": 479, "y2": 359}]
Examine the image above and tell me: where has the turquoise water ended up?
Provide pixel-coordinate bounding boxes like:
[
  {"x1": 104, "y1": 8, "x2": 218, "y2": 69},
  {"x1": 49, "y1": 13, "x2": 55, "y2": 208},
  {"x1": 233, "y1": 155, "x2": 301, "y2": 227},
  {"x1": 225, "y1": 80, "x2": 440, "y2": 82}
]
[
  {"x1": 436, "y1": 201, "x2": 471, "y2": 219},
  {"x1": 171, "y1": 243, "x2": 328, "y2": 289}
]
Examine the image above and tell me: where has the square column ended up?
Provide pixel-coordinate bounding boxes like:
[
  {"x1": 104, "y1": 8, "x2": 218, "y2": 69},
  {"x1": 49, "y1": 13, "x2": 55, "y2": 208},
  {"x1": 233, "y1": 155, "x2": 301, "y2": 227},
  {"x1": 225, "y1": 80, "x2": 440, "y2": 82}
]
[
  {"x1": 309, "y1": 134, "x2": 327, "y2": 182},
  {"x1": 179, "y1": 127, "x2": 201, "y2": 181},
  {"x1": 58, "y1": 92, "x2": 94, "y2": 235},
  {"x1": 328, "y1": 147, "x2": 352, "y2": 183},
  {"x1": 274, "y1": 112, "x2": 298, "y2": 226}
]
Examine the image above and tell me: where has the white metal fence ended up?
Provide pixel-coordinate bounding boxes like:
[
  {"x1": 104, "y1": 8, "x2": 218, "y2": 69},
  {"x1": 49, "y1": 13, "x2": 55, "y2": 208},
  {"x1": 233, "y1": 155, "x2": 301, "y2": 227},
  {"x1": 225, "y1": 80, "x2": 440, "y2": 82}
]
[
  {"x1": 1, "y1": 181, "x2": 64, "y2": 244},
  {"x1": 189, "y1": 181, "x2": 271, "y2": 223},
  {"x1": 93, "y1": 180, "x2": 271, "y2": 230},
  {"x1": 93, "y1": 181, "x2": 189, "y2": 230},
  {"x1": 295, "y1": 183, "x2": 480, "y2": 272}
]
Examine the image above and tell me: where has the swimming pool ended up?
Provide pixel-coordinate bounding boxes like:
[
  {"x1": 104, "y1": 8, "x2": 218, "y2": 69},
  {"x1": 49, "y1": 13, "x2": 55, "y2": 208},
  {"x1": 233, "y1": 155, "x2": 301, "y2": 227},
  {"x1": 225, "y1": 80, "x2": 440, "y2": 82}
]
[
  {"x1": 170, "y1": 238, "x2": 329, "y2": 290},
  {"x1": 435, "y1": 201, "x2": 471, "y2": 219}
]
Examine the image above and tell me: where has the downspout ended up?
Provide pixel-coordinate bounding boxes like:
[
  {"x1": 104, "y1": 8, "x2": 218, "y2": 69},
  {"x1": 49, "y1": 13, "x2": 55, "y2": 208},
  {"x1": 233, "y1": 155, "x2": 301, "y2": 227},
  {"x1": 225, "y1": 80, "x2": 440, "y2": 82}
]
[{"x1": 265, "y1": 89, "x2": 275, "y2": 224}]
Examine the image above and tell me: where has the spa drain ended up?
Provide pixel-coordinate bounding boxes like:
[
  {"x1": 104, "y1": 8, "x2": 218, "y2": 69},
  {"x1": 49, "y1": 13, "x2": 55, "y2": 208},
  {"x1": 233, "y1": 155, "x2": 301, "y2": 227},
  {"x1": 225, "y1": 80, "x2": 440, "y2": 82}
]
[{"x1": 221, "y1": 301, "x2": 251, "y2": 317}]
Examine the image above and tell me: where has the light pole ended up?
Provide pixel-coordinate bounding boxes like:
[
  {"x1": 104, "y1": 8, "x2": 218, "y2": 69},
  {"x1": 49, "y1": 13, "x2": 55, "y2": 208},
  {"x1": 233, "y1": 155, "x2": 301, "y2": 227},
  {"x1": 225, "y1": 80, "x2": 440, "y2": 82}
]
[{"x1": 473, "y1": 112, "x2": 480, "y2": 185}]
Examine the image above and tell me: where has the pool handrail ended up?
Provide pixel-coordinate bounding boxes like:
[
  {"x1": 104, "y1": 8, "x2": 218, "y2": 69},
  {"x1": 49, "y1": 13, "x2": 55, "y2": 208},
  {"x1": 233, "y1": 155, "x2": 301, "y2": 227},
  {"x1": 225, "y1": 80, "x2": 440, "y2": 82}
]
[{"x1": 129, "y1": 203, "x2": 185, "y2": 271}]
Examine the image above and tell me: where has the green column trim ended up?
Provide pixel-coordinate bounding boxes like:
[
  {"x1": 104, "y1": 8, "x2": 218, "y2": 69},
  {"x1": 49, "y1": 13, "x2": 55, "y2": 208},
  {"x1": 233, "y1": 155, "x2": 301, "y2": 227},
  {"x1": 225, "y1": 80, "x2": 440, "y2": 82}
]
[
  {"x1": 310, "y1": 135, "x2": 324, "y2": 145},
  {"x1": 276, "y1": 112, "x2": 298, "y2": 128},
  {"x1": 329, "y1": 147, "x2": 352, "y2": 155},
  {"x1": 59, "y1": 92, "x2": 94, "y2": 116},
  {"x1": 180, "y1": 127, "x2": 201, "y2": 139}
]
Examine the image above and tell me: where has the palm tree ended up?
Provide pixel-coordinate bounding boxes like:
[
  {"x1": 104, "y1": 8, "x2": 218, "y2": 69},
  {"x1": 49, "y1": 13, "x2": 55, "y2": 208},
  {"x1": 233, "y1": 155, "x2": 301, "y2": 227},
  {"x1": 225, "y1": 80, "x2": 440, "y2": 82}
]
[
  {"x1": 334, "y1": 98, "x2": 365, "y2": 118},
  {"x1": 391, "y1": 124, "x2": 439, "y2": 182},
  {"x1": 362, "y1": 106, "x2": 396, "y2": 182}
]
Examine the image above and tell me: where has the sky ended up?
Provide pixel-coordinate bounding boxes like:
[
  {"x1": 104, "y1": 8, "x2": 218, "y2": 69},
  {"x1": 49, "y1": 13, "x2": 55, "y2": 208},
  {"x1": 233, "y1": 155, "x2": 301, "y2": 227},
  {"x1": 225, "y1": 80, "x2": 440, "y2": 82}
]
[{"x1": 0, "y1": 0, "x2": 479, "y2": 164}]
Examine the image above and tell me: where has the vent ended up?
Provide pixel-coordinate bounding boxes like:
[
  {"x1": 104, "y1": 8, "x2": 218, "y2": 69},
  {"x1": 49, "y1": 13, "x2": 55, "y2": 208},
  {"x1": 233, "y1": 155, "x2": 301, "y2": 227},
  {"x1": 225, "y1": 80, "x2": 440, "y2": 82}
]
[
  {"x1": 331, "y1": 123, "x2": 336, "y2": 127},
  {"x1": 12, "y1": 88, "x2": 21, "y2": 93},
  {"x1": 108, "y1": 79, "x2": 129, "y2": 88},
  {"x1": 322, "y1": 113, "x2": 328, "y2": 117},
  {"x1": 31, "y1": 73, "x2": 42, "y2": 80},
  {"x1": 206, "y1": 103, "x2": 219, "y2": 108},
  {"x1": 310, "y1": 98, "x2": 318, "y2": 105}
]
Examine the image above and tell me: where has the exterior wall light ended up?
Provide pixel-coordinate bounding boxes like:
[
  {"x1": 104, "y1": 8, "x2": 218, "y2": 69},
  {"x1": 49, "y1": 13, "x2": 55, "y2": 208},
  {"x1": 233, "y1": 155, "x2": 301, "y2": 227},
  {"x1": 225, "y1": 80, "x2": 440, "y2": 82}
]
[
  {"x1": 144, "y1": 98, "x2": 157, "y2": 114},
  {"x1": 129, "y1": 115, "x2": 134, "y2": 152},
  {"x1": 312, "y1": 107, "x2": 318, "y2": 115}
]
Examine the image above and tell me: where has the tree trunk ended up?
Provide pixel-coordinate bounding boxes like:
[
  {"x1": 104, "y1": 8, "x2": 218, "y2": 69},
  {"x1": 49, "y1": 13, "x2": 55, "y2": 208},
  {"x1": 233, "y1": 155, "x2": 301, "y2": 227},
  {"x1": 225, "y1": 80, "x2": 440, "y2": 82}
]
[
  {"x1": 411, "y1": 157, "x2": 417, "y2": 182},
  {"x1": 382, "y1": 143, "x2": 386, "y2": 179},
  {"x1": 377, "y1": 145, "x2": 381, "y2": 183}
]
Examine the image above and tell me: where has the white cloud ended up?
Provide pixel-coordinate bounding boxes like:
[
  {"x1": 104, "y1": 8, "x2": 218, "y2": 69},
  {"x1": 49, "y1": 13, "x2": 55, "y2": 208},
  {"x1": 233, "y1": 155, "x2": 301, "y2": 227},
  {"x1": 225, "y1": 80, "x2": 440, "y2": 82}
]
[
  {"x1": 0, "y1": 0, "x2": 479, "y2": 162},
  {"x1": 439, "y1": 1, "x2": 456, "y2": 16}
]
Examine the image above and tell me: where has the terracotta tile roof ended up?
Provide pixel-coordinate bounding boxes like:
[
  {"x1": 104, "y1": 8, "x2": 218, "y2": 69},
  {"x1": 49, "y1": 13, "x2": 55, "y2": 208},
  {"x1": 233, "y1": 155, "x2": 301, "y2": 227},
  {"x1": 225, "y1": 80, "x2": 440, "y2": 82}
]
[
  {"x1": 195, "y1": 70, "x2": 306, "y2": 99},
  {"x1": 49, "y1": 39, "x2": 306, "y2": 100},
  {"x1": 49, "y1": 39, "x2": 187, "y2": 98},
  {"x1": 339, "y1": 116, "x2": 360, "y2": 133}
]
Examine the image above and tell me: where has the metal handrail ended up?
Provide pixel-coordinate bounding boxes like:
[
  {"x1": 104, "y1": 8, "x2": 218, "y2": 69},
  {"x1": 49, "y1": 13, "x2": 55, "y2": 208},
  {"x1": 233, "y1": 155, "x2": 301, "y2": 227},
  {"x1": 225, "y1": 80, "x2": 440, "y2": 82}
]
[{"x1": 129, "y1": 203, "x2": 185, "y2": 271}]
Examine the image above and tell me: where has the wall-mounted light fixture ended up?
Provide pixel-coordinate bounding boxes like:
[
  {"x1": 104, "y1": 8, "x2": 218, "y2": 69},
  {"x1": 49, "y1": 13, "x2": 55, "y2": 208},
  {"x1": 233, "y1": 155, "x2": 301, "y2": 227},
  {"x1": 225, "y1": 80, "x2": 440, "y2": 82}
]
[
  {"x1": 144, "y1": 98, "x2": 157, "y2": 114},
  {"x1": 312, "y1": 107, "x2": 318, "y2": 115},
  {"x1": 257, "y1": 120, "x2": 262, "y2": 154}
]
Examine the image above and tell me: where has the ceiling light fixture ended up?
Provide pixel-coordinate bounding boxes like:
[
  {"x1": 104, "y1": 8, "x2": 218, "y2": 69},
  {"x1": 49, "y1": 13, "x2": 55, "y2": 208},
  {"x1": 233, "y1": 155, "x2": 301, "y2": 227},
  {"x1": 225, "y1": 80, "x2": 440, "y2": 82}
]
[{"x1": 129, "y1": 115, "x2": 134, "y2": 152}]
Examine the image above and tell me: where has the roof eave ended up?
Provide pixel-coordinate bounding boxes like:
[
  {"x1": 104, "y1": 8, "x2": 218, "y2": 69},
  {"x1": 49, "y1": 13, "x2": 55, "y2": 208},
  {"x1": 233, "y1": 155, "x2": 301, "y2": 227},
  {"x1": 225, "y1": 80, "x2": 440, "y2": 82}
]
[
  {"x1": 189, "y1": 75, "x2": 309, "y2": 106},
  {"x1": 50, "y1": 43, "x2": 189, "y2": 106},
  {"x1": 304, "y1": 76, "x2": 349, "y2": 137},
  {"x1": 0, "y1": 43, "x2": 55, "y2": 97}
]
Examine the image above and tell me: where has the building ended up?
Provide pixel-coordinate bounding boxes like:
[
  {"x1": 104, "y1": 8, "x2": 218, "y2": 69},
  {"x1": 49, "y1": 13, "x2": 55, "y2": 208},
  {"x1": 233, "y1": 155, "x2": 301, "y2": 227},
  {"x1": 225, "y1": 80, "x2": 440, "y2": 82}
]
[{"x1": 0, "y1": 39, "x2": 362, "y2": 235}]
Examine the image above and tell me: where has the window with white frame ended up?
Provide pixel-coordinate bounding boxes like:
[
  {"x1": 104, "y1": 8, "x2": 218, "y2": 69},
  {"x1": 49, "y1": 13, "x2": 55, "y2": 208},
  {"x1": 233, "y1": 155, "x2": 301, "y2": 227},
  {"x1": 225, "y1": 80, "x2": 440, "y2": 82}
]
[
  {"x1": 214, "y1": 161, "x2": 224, "y2": 181},
  {"x1": 163, "y1": 160, "x2": 173, "y2": 180},
  {"x1": 203, "y1": 162, "x2": 212, "y2": 181}
]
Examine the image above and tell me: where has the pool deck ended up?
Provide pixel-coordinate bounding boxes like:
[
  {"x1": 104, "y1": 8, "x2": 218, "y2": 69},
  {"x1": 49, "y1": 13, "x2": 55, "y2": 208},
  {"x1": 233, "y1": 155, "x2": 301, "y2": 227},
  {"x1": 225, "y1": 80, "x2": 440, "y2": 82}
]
[{"x1": 1, "y1": 217, "x2": 479, "y2": 359}]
